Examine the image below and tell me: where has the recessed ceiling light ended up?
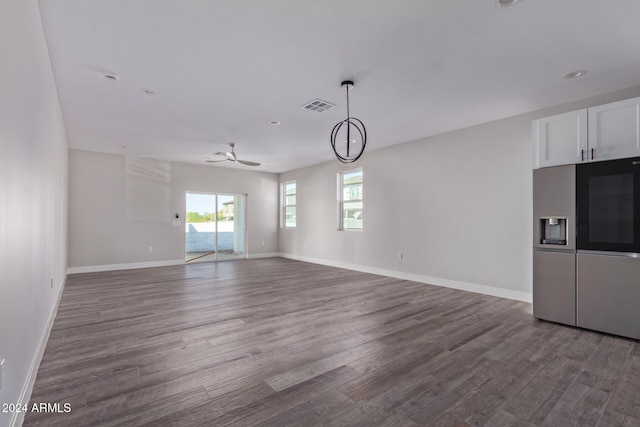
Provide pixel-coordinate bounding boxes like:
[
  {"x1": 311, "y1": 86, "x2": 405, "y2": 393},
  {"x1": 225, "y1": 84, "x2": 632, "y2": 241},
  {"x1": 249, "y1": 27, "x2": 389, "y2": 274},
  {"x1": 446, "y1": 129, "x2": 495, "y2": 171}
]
[
  {"x1": 269, "y1": 120, "x2": 281, "y2": 126},
  {"x1": 104, "y1": 73, "x2": 119, "y2": 81},
  {"x1": 141, "y1": 88, "x2": 155, "y2": 95},
  {"x1": 495, "y1": 0, "x2": 519, "y2": 7},
  {"x1": 562, "y1": 70, "x2": 586, "y2": 80}
]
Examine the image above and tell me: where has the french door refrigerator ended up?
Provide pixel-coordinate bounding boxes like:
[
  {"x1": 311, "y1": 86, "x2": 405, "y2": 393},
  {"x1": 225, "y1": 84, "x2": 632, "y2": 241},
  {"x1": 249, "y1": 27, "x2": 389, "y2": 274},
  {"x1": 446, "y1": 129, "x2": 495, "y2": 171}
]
[{"x1": 534, "y1": 158, "x2": 640, "y2": 340}]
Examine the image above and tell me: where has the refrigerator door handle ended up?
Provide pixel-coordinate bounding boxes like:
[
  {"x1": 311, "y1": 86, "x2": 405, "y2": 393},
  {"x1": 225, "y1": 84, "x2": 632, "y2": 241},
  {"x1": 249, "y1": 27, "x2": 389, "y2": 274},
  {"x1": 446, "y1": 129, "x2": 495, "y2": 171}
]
[
  {"x1": 535, "y1": 248, "x2": 575, "y2": 254},
  {"x1": 578, "y1": 250, "x2": 640, "y2": 259}
]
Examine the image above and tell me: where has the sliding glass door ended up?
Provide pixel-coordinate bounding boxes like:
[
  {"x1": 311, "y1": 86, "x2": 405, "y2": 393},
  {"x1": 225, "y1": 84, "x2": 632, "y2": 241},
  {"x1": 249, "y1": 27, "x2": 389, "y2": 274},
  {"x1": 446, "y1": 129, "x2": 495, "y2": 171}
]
[
  {"x1": 215, "y1": 194, "x2": 246, "y2": 260},
  {"x1": 185, "y1": 192, "x2": 246, "y2": 262}
]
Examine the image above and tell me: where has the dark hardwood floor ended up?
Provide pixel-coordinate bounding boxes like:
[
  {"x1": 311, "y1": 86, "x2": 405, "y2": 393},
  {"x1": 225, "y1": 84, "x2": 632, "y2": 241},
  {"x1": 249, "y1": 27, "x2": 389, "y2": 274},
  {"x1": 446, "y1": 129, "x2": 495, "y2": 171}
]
[{"x1": 24, "y1": 257, "x2": 640, "y2": 426}]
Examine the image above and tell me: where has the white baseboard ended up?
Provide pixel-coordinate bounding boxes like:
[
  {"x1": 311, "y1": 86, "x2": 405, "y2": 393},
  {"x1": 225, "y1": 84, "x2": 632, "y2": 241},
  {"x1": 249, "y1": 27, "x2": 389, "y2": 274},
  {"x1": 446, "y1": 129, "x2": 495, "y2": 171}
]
[
  {"x1": 11, "y1": 274, "x2": 68, "y2": 427},
  {"x1": 67, "y1": 259, "x2": 186, "y2": 274},
  {"x1": 247, "y1": 252, "x2": 282, "y2": 259},
  {"x1": 67, "y1": 253, "x2": 284, "y2": 275},
  {"x1": 280, "y1": 253, "x2": 532, "y2": 303}
]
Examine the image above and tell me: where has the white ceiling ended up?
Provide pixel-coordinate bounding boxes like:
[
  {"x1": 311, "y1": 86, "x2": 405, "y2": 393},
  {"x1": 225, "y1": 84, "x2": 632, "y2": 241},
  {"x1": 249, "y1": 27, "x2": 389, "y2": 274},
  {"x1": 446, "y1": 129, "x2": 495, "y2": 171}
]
[{"x1": 38, "y1": 0, "x2": 640, "y2": 173}]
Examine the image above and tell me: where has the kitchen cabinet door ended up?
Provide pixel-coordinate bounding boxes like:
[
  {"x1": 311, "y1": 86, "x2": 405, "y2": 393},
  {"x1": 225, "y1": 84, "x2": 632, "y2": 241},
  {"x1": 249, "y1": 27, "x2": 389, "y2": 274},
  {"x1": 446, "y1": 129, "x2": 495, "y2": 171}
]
[
  {"x1": 577, "y1": 252, "x2": 640, "y2": 340},
  {"x1": 534, "y1": 109, "x2": 587, "y2": 168},
  {"x1": 588, "y1": 97, "x2": 640, "y2": 162}
]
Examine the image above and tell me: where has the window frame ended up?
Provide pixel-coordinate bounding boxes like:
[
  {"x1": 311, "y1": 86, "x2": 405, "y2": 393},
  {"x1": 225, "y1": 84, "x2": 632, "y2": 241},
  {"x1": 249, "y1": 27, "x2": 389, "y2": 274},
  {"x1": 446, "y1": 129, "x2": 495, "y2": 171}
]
[
  {"x1": 282, "y1": 180, "x2": 297, "y2": 228},
  {"x1": 338, "y1": 169, "x2": 363, "y2": 231}
]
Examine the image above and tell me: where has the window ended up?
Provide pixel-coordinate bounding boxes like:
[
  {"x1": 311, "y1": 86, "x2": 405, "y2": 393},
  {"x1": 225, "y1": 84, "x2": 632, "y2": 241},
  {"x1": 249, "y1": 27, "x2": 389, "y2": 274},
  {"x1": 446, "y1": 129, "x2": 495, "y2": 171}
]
[
  {"x1": 339, "y1": 169, "x2": 363, "y2": 230},
  {"x1": 283, "y1": 181, "x2": 296, "y2": 228}
]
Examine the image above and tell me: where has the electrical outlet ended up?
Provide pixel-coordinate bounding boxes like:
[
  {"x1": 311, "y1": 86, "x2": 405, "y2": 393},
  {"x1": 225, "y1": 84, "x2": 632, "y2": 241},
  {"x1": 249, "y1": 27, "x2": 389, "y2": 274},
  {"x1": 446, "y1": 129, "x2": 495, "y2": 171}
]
[
  {"x1": 148, "y1": 246, "x2": 153, "y2": 253},
  {"x1": 0, "y1": 358, "x2": 5, "y2": 390}
]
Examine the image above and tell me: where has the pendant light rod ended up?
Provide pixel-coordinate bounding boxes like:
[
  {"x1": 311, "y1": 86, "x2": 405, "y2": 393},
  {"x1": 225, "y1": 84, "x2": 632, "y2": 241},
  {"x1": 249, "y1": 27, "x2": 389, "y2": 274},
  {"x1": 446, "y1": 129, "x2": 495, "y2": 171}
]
[
  {"x1": 342, "y1": 80, "x2": 353, "y2": 117},
  {"x1": 343, "y1": 81, "x2": 352, "y2": 158}
]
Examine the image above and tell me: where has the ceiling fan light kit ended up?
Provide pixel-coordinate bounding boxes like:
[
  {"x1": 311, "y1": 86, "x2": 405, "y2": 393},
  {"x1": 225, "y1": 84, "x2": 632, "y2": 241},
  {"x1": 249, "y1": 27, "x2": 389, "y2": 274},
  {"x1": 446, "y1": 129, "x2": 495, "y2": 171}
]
[{"x1": 331, "y1": 80, "x2": 367, "y2": 164}]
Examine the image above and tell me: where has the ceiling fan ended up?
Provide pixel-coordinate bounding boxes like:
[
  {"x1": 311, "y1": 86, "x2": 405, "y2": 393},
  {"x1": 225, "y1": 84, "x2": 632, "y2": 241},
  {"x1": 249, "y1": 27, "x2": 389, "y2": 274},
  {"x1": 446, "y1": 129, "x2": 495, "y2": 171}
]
[{"x1": 206, "y1": 143, "x2": 261, "y2": 167}]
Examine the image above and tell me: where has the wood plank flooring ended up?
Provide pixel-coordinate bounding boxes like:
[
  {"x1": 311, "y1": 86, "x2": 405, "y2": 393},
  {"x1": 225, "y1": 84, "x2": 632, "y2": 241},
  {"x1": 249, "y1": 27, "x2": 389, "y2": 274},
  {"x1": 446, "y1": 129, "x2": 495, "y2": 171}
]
[{"x1": 24, "y1": 257, "x2": 640, "y2": 426}]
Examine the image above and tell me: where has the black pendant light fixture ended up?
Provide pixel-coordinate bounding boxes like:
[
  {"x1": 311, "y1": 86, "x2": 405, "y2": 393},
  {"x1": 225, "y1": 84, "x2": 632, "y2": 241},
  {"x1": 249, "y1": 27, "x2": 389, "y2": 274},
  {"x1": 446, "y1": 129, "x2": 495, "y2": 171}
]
[{"x1": 331, "y1": 80, "x2": 367, "y2": 163}]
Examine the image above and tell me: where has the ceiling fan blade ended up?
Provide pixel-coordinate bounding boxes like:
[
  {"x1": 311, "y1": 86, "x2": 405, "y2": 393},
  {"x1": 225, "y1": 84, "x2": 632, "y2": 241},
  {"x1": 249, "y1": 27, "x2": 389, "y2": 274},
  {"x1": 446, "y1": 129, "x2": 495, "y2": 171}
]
[
  {"x1": 237, "y1": 159, "x2": 261, "y2": 167},
  {"x1": 214, "y1": 151, "x2": 227, "y2": 156},
  {"x1": 205, "y1": 159, "x2": 229, "y2": 163}
]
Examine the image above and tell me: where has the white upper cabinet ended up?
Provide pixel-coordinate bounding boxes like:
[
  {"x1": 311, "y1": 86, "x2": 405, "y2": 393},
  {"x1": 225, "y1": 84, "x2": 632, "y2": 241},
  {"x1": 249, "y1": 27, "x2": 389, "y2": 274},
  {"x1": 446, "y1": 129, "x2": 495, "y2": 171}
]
[
  {"x1": 588, "y1": 97, "x2": 640, "y2": 162},
  {"x1": 534, "y1": 96, "x2": 640, "y2": 168},
  {"x1": 534, "y1": 109, "x2": 587, "y2": 168}
]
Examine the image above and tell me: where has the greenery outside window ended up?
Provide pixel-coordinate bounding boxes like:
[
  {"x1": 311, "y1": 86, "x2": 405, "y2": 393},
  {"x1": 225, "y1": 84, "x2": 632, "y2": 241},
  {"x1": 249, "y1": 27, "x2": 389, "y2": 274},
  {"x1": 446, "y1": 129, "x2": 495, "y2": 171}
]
[
  {"x1": 283, "y1": 181, "x2": 296, "y2": 228},
  {"x1": 339, "y1": 169, "x2": 363, "y2": 230}
]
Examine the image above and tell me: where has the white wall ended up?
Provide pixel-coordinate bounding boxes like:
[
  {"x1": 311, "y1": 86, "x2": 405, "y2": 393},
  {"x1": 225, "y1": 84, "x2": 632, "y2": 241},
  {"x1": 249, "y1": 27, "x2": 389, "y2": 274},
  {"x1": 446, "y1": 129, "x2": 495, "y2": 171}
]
[
  {"x1": 0, "y1": 0, "x2": 69, "y2": 425},
  {"x1": 68, "y1": 150, "x2": 279, "y2": 270},
  {"x1": 279, "y1": 86, "x2": 640, "y2": 302}
]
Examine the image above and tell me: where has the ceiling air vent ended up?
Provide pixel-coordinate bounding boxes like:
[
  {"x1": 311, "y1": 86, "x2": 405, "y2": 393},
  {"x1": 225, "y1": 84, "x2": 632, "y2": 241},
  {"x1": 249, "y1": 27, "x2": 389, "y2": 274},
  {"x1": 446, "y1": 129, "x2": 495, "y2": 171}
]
[{"x1": 302, "y1": 99, "x2": 335, "y2": 113}]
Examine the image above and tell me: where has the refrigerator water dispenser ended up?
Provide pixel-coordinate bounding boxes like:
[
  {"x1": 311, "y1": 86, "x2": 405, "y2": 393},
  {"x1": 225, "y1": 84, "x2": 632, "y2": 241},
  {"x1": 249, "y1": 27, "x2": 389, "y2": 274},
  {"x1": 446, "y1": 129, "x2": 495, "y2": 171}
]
[{"x1": 539, "y1": 216, "x2": 567, "y2": 245}]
